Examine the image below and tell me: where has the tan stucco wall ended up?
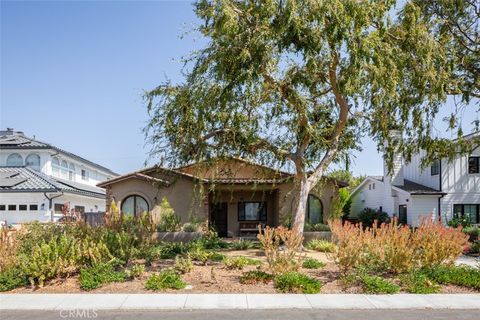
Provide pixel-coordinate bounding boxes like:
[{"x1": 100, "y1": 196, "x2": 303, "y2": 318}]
[
  {"x1": 108, "y1": 176, "x2": 208, "y2": 224},
  {"x1": 277, "y1": 179, "x2": 339, "y2": 224}
]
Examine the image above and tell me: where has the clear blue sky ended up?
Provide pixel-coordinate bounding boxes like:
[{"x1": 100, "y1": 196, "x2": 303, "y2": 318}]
[{"x1": 1, "y1": 0, "x2": 478, "y2": 176}]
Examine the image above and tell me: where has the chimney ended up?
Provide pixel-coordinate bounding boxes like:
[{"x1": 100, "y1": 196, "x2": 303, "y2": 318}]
[
  {"x1": 383, "y1": 130, "x2": 404, "y2": 187},
  {"x1": 0, "y1": 128, "x2": 24, "y2": 136}
]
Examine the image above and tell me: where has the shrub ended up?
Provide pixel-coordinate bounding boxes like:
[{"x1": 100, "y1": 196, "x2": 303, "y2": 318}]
[
  {"x1": 125, "y1": 264, "x2": 145, "y2": 279},
  {"x1": 468, "y1": 241, "x2": 480, "y2": 254},
  {"x1": 182, "y1": 223, "x2": 199, "y2": 233},
  {"x1": 274, "y1": 272, "x2": 321, "y2": 294},
  {"x1": 223, "y1": 256, "x2": 261, "y2": 270},
  {"x1": 229, "y1": 239, "x2": 258, "y2": 250},
  {"x1": 18, "y1": 235, "x2": 82, "y2": 286},
  {"x1": 399, "y1": 271, "x2": 440, "y2": 294},
  {"x1": 358, "y1": 208, "x2": 390, "y2": 227},
  {"x1": 0, "y1": 268, "x2": 27, "y2": 291},
  {"x1": 447, "y1": 216, "x2": 471, "y2": 228},
  {"x1": 79, "y1": 263, "x2": 127, "y2": 291},
  {"x1": 304, "y1": 223, "x2": 331, "y2": 232},
  {"x1": 302, "y1": 258, "x2": 326, "y2": 269},
  {"x1": 360, "y1": 275, "x2": 399, "y2": 294},
  {"x1": 423, "y1": 265, "x2": 480, "y2": 290},
  {"x1": 463, "y1": 227, "x2": 479, "y2": 241},
  {"x1": 187, "y1": 246, "x2": 225, "y2": 265},
  {"x1": 0, "y1": 227, "x2": 19, "y2": 272},
  {"x1": 195, "y1": 232, "x2": 229, "y2": 250},
  {"x1": 145, "y1": 269, "x2": 186, "y2": 291},
  {"x1": 102, "y1": 230, "x2": 137, "y2": 265},
  {"x1": 305, "y1": 239, "x2": 336, "y2": 252},
  {"x1": 159, "y1": 242, "x2": 189, "y2": 259},
  {"x1": 329, "y1": 219, "x2": 468, "y2": 274},
  {"x1": 156, "y1": 198, "x2": 181, "y2": 232},
  {"x1": 239, "y1": 270, "x2": 273, "y2": 284},
  {"x1": 174, "y1": 256, "x2": 193, "y2": 274},
  {"x1": 257, "y1": 226, "x2": 303, "y2": 275}
]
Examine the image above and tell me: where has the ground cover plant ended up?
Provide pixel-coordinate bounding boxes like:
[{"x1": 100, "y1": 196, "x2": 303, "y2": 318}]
[
  {"x1": 239, "y1": 270, "x2": 274, "y2": 285},
  {"x1": 274, "y1": 272, "x2": 321, "y2": 294},
  {"x1": 305, "y1": 239, "x2": 336, "y2": 253},
  {"x1": 79, "y1": 262, "x2": 127, "y2": 291},
  {"x1": 145, "y1": 269, "x2": 186, "y2": 291},
  {"x1": 302, "y1": 258, "x2": 326, "y2": 269}
]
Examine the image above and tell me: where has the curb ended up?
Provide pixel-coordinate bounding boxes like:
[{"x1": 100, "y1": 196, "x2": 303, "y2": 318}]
[{"x1": 1, "y1": 294, "x2": 479, "y2": 310}]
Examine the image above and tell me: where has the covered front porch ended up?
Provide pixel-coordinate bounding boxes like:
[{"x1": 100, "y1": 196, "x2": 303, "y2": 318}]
[{"x1": 207, "y1": 184, "x2": 325, "y2": 237}]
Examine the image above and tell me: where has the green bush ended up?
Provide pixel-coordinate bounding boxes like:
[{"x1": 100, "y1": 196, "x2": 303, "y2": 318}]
[
  {"x1": 447, "y1": 216, "x2": 471, "y2": 228},
  {"x1": 239, "y1": 270, "x2": 273, "y2": 284},
  {"x1": 304, "y1": 223, "x2": 331, "y2": 232},
  {"x1": 79, "y1": 263, "x2": 127, "y2": 291},
  {"x1": 360, "y1": 275, "x2": 399, "y2": 294},
  {"x1": 463, "y1": 227, "x2": 479, "y2": 241},
  {"x1": 195, "y1": 233, "x2": 229, "y2": 250},
  {"x1": 223, "y1": 256, "x2": 261, "y2": 270},
  {"x1": 274, "y1": 272, "x2": 321, "y2": 293},
  {"x1": 174, "y1": 256, "x2": 193, "y2": 274},
  {"x1": 400, "y1": 271, "x2": 440, "y2": 293},
  {"x1": 423, "y1": 265, "x2": 480, "y2": 290},
  {"x1": 305, "y1": 239, "x2": 336, "y2": 252},
  {"x1": 102, "y1": 230, "x2": 137, "y2": 265},
  {"x1": 302, "y1": 258, "x2": 326, "y2": 269},
  {"x1": 157, "y1": 198, "x2": 181, "y2": 232},
  {"x1": 18, "y1": 235, "x2": 83, "y2": 286},
  {"x1": 0, "y1": 268, "x2": 28, "y2": 291},
  {"x1": 182, "y1": 223, "x2": 199, "y2": 233},
  {"x1": 358, "y1": 208, "x2": 391, "y2": 227},
  {"x1": 469, "y1": 241, "x2": 480, "y2": 254},
  {"x1": 125, "y1": 264, "x2": 145, "y2": 279},
  {"x1": 145, "y1": 269, "x2": 186, "y2": 291},
  {"x1": 187, "y1": 246, "x2": 225, "y2": 265},
  {"x1": 229, "y1": 239, "x2": 258, "y2": 250}
]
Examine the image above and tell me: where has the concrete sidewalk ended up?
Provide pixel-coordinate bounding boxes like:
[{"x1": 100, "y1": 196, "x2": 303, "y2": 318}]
[{"x1": 0, "y1": 294, "x2": 479, "y2": 310}]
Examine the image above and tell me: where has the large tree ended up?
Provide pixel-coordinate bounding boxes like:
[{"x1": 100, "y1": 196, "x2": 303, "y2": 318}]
[{"x1": 145, "y1": 0, "x2": 479, "y2": 234}]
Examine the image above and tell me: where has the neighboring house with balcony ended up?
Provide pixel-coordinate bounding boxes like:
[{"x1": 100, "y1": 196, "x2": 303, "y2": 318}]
[
  {"x1": 350, "y1": 132, "x2": 480, "y2": 226},
  {"x1": 0, "y1": 128, "x2": 118, "y2": 224}
]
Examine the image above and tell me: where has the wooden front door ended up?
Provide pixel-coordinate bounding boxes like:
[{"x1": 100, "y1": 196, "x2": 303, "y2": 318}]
[{"x1": 210, "y1": 202, "x2": 228, "y2": 237}]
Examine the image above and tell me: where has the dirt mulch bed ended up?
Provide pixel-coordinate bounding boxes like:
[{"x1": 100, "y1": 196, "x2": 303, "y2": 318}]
[{"x1": 7, "y1": 249, "x2": 477, "y2": 294}]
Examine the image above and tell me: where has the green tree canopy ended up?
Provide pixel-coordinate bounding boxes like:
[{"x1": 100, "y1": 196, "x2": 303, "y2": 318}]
[{"x1": 145, "y1": 0, "x2": 479, "y2": 233}]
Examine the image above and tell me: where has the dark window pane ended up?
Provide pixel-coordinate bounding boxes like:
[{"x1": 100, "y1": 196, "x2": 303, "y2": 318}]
[
  {"x1": 19, "y1": 205, "x2": 27, "y2": 211},
  {"x1": 431, "y1": 160, "x2": 440, "y2": 175},
  {"x1": 307, "y1": 195, "x2": 323, "y2": 224},
  {"x1": 121, "y1": 195, "x2": 149, "y2": 217},
  {"x1": 238, "y1": 202, "x2": 266, "y2": 221},
  {"x1": 8, "y1": 205, "x2": 16, "y2": 211},
  {"x1": 54, "y1": 203, "x2": 64, "y2": 213},
  {"x1": 453, "y1": 204, "x2": 463, "y2": 218},
  {"x1": 29, "y1": 204, "x2": 38, "y2": 211},
  {"x1": 468, "y1": 157, "x2": 479, "y2": 174},
  {"x1": 0, "y1": 205, "x2": 6, "y2": 210},
  {"x1": 74, "y1": 206, "x2": 85, "y2": 214}
]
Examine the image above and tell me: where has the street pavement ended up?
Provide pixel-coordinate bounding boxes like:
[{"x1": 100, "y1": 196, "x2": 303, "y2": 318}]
[{"x1": 2, "y1": 309, "x2": 480, "y2": 320}]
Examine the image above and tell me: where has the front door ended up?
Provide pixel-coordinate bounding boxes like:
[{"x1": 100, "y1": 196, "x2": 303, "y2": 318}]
[
  {"x1": 399, "y1": 205, "x2": 408, "y2": 225},
  {"x1": 210, "y1": 202, "x2": 228, "y2": 237}
]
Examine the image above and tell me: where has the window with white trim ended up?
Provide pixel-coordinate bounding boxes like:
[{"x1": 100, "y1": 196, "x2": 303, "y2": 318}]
[
  {"x1": 26, "y1": 153, "x2": 40, "y2": 171},
  {"x1": 6, "y1": 153, "x2": 23, "y2": 166}
]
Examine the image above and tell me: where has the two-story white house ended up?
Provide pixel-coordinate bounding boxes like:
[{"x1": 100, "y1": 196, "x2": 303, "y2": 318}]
[
  {"x1": 0, "y1": 128, "x2": 119, "y2": 225},
  {"x1": 350, "y1": 132, "x2": 480, "y2": 226}
]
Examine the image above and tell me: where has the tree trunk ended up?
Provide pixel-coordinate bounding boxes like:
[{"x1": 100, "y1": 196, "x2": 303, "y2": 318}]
[{"x1": 292, "y1": 172, "x2": 311, "y2": 235}]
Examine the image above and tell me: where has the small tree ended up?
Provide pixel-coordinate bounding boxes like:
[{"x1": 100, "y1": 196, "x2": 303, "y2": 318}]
[
  {"x1": 157, "y1": 197, "x2": 181, "y2": 232},
  {"x1": 145, "y1": 0, "x2": 478, "y2": 234}
]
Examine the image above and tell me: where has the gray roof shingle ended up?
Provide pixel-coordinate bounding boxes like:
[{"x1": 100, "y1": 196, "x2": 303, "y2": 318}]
[
  {"x1": 394, "y1": 179, "x2": 445, "y2": 195},
  {"x1": 0, "y1": 167, "x2": 105, "y2": 198}
]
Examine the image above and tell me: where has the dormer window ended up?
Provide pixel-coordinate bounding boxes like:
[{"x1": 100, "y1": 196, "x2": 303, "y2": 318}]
[
  {"x1": 468, "y1": 157, "x2": 479, "y2": 174},
  {"x1": 431, "y1": 160, "x2": 440, "y2": 176},
  {"x1": 81, "y1": 169, "x2": 89, "y2": 181}
]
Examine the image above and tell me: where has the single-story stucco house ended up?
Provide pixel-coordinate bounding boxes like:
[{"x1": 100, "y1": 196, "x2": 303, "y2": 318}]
[{"x1": 98, "y1": 158, "x2": 347, "y2": 237}]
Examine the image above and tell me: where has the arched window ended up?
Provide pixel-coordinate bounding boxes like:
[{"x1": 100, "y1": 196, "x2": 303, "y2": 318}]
[
  {"x1": 306, "y1": 194, "x2": 323, "y2": 224},
  {"x1": 52, "y1": 157, "x2": 60, "y2": 176},
  {"x1": 26, "y1": 153, "x2": 41, "y2": 171},
  {"x1": 68, "y1": 163, "x2": 75, "y2": 181},
  {"x1": 6, "y1": 153, "x2": 23, "y2": 166},
  {"x1": 61, "y1": 160, "x2": 68, "y2": 179},
  {"x1": 121, "y1": 195, "x2": 149, "y2": 217}
]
